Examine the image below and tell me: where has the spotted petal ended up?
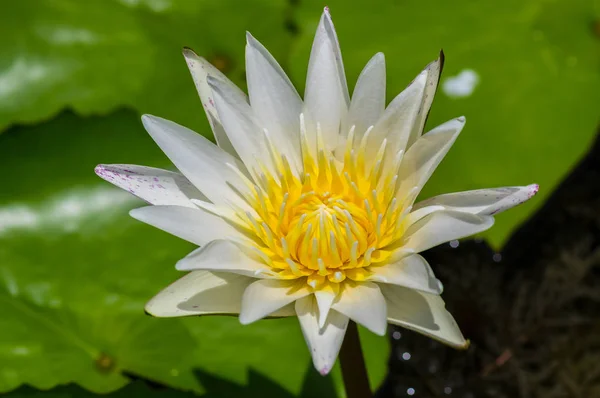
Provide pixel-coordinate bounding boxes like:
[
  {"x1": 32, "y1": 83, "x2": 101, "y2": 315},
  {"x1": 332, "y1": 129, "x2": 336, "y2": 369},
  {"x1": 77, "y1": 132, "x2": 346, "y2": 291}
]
[
  {"x1": 407, "y1": 53, "x2": 444, "y2": 148},
  {"x1": 182, "y1": 48, "x2": 241, "y2": 157},
  {"x1": 141, "y1": 115, "x2": 252, "y2": 211},
  {"x1": 412, "y1": 184, "x2": 539, "y2": 216},
  {"x1": 95, "y1": 164, "x2": 204, "y2": 207}
]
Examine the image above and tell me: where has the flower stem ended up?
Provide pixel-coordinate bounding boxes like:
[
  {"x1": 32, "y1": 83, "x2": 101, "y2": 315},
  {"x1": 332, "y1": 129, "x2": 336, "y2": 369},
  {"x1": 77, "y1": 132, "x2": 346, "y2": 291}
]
[{"x1": 340, "y1": 320, "x2": 372, "y2": 398}]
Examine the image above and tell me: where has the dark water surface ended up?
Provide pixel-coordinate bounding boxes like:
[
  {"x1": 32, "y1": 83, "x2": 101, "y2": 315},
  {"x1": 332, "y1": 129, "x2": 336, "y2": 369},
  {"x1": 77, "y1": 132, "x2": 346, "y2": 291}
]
[{"x1": 380, "y1": 129, "x2": 600, "y2": 397}]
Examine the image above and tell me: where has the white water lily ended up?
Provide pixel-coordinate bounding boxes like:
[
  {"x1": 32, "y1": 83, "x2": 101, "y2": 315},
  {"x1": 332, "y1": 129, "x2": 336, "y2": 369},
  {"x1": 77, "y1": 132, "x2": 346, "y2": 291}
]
[{"x1": 96, "y1": 9, "x2": 538, "y2": 375}]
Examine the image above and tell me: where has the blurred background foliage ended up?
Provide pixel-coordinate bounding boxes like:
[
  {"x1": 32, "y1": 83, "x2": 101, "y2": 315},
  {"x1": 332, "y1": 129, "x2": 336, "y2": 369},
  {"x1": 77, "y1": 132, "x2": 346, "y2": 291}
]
[{"x1": 0, "y1": 0, "x2": 598, "y2": 397}]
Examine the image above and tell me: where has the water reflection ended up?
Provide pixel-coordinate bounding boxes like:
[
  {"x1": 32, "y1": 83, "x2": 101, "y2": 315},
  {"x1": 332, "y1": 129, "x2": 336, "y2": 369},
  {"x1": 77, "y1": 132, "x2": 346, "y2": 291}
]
[
  {"x1": 441, "y1": 69, "x2": 480, "y2": 99},
  {"x1": 36, "y1": 26, "x2": 99, "y2": 45},
  {"x1": 0, "y1": 186, "x2": 136, "y2": 236},
  {"x1": 0, "y1": 58, "x2": 64, "y2": 102}
]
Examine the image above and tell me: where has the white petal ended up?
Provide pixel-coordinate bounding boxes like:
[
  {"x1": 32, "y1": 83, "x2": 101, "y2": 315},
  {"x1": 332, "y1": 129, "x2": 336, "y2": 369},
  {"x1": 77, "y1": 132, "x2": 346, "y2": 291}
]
[
  {"x1": 412, "y1": 184, "x2": 539, "y2": 216},
  {"x1": 296, "y1": 296, "x2": 349, "y2": 375},
  {"x1": 402, "y1": 210, "x2": 494, "y2": 253},
  {"x1": 182, "y1": 48, "x2": 242, "y2": 157},
  {"x1": 95, "y1": 164, "x2": 204, "y2": 208},
  {"x1": 130, "y1": 205, "x2": 244, "y2": 246},
  {"x1": 141, "y1": 115, "x2": 252, "y2": 211},
  {"x1": 396, "y1": 117, "x2": 465, "y2": 203},
  {"x1": 245, "y1": 33, "x2": 303, "y2": 173},
  {"x1": 175, "y1": 239, "x2": 272, "y2": 278},
  {"x1": 344, "y1": 52, "x2": 386, "y2": 138},
  {"x1": 379, "y1": 284, "x2": 468, "y2": 348},
  {"x1": 207, "y1": 76, "x2": 275, "y2": 177},
  {"x1": 367, "y1": 70, "x2": 427, "y2": 163},
  {"x1": 145, "y1": 271, "x2": 252, "y2": 317},
  {"x1": 271, "y1": 304, "x2": 296, "y2": 317},
  {"x1": 314, "y1": 286, "x2": 338, "y2": 328},
  {"x1": 407, "y1": 54, "x2": 444, "y2": 148},
  {"x1": 332, "y1": 282, "x2": 387, "y2": 336},
  {"x1": 369, "y1": 254, "x2": 442, "y2": 294},
  {"x1": 403, "y1": 205, "x2": 445, "y2": 226},
  {"x1": 303, "y1": 8, "x2": 349, "y2": 152},
  {"x1": 239, "y1": 279, "x2": 311, "y2": 324}
]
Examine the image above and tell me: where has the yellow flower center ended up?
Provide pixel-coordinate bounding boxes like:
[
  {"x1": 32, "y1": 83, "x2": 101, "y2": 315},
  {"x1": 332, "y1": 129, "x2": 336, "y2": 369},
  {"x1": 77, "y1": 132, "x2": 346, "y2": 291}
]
[{"x1": 220, "y1": 120, "x2": 414, "y2": 290}]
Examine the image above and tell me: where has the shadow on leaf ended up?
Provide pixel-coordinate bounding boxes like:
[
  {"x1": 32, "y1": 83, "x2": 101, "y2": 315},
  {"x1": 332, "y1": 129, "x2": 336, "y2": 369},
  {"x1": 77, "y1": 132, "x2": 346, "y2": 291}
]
[{"x1": 5, "y1": 364, "x2": 338, "y2": 398}]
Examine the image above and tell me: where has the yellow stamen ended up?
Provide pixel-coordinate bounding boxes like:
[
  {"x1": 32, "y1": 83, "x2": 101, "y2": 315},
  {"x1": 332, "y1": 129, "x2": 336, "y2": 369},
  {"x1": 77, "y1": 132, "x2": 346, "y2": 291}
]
[{"x1": 234, "y1": 118, "x2": 412, "y2": 290}]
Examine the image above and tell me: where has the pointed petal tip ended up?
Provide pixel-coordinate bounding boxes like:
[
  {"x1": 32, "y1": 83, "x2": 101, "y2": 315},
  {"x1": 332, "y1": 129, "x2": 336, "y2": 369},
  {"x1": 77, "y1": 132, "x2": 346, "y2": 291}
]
[
  {"x1": 365, "y1": 52, "x2": 385, "y2": 67},
  {"x1": 144, "y1": 298, "x2": 163, "y2": 318},
  {"x1": 438, "y1": 49, "x2": 446, "y2": 73},
  {"x1": 437, "y1": 279, "x2": 444, "y2": 294},
  {"x1": 144, "y1": 297, "x2": 180, "y2": 319},
  {"x1": 140, "y1": 114, "x2": 166, "y2": 133},
  {"x1": 529, "y1": 183, "x2": 540, "y2": 197},
  {"x1": 245, "y1": 31, "x2": 265, "y2": 53},
  {"x1": 319, "y1": 366, "x2": 331, "y2": 376},
  {"x1": 174, "y1": 259, "x2": 187, "y2": 271},
  {"x1": 456, "y1": 115, "x2": 466, "y2": 123},
  {"x1": 140, "y1": 113, "x2": 156, "y2": 126},
  {"x1": 238, "y1": 313, "x2": 254, "y2": 326},
  {"x1": 322, "y1": 6, "x2": 334, "y2": 24},
  {"x1": 94, "y1": 164, "x2": 106, "y2": 177},
  {"x1": 483, "y1": 214, "x2": 495, "y2": 226},
  {"x1": 144, "y1": 303, "x2": 155, "y2": 316},
  {"x1": 182, "y1": 48, "x2": 210, "y2": 65},
  {"x1": 375, "y1": 322, "x2": 388, "y2": 336},
  {"x1": 129, "y1": 206, "x2": 155, "y2": 222},
  {"x1": 182, "y1": 46, "x2": 197, "y2": 57},
  {"x1": 318, "y1": 317, "x2": 326, "y2": 329}
]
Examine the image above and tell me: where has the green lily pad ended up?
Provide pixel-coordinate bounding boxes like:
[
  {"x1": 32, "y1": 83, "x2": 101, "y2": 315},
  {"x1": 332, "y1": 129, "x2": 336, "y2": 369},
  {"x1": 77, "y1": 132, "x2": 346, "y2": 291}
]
[
  {"x1": 0, "y1": 293, "x2": 200, "y2": 393},
  {"x1": 0, "y1": 0, "x2": 291, "y2": 135},
  {"x1": 3, "y1": 381, "x2": 197, "y2": 398},
  {"x1": 289, "y1": 0, "x2": 600, "y2": 246},
  {"x1": 0, "y1": 110, "x2": 388, "y2": 395}
]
